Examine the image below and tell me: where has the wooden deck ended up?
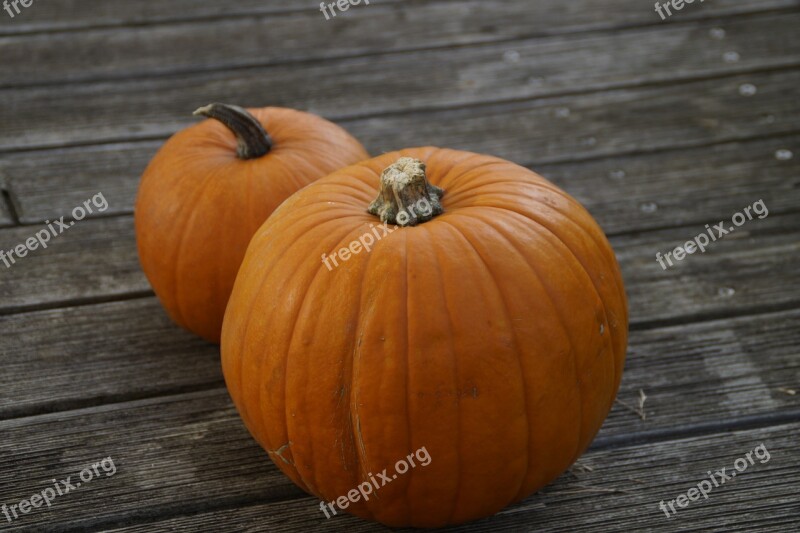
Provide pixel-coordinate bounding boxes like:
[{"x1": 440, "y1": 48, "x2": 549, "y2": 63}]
[{"x1": 1, "y1": 0, "x2": 799, "y2": 531}]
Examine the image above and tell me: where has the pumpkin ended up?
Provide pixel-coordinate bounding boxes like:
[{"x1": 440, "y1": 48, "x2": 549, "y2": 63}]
[
  {"x1": 135, "y1": 104, "x2": 369, "y2": 343},
  {"x1": 221, "y1": 148, "x2": 628, "y2": 527}
]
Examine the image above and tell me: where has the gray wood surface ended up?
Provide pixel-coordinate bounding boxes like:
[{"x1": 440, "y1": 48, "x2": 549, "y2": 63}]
[
  {"x1": 3, "y1": 16, "x2": 800, "y2": 152},
  {"x1": 1, "y1": 0, "x2": 792, "y2": 37},
  {"x1": 1, "y1": 1, "x2": 796, "y2": 86},
  {"x1": 0, "y1": 0, "x2": 301, "y2": 34},
  {"x1": 3, "y1": 68, "x2": 799, "y2": 223},
  {"x1": 107, "y1": 422, "x2": 800, "y2": 532},
  {"x1": 1, "y1": 0, "x2": 798, "y2": 530}
]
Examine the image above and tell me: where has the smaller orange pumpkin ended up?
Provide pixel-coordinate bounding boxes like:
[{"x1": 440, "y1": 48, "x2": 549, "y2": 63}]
[{"x1": 135, "y1": 104, "x2": 369, "y2": 343}]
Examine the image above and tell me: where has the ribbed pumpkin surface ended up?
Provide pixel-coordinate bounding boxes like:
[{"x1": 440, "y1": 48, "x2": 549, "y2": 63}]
[{"x1": 221, "y1": 147, "x2": 628, "y2": 527}]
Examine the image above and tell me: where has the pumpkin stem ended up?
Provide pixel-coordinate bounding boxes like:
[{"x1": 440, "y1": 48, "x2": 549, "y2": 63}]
[
  {"x1": 367, "y1": 157, "x2": 444, "y2": 227},
  {"x1": 193, "y1": 103, "x2": 272, "y2": 160}
]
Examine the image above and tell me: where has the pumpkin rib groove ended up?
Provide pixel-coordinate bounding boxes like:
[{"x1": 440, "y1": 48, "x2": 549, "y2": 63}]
[
  {"x1": 437, "y1": 218, "x2": 531, "y2": 518},
  {"x1": 435, "y1": 157, "x2": 503, "y2": 193},
  {"x1": 402, "y1": 230, "x2": 415, "y2": 520},
  {"x1": 450, "y1": 200, "x2": 624, "y2": 395},
  {"x1": 440, "y1": 167, "x2": 557, "y2": 204},
  {"x1": 275, "y1": 254, "x2": 325, "y2": 495},
  {"x1": 311, "y1": 218, "x2": 395, "y2": 486},
  {"x1": 425, "y1": 223, "x2": 462, "y2": 526},
  {"x1": 475, "y1": 214, "x2": 586, "y2": 479},
  {"x1": 233, "y1": 216, "x2": 364, "y2": 494},
  {"x1": 514, "y1": 206, "x2": 623, "y2": 415},
  {"x1": 170, "y1": 160, "x2": 228, "y2": 331},
  {"x1": 144, "y1": 149, "x2": 211, "y2": 329},
  {"x1": 447, "y1": 211, "x2": 589, "y2": 497},
  {"x1": 483, "y1": 210, "x2": 616, "y2": 467},
  {"x1": 448, "y1": 187, "x2": 627, "y2": 333},
  {"x1": 233, "y1": 229, "x2": 281, "y2": 450},
  {"x1": 427, "y1": 148, "x2": 478, "y2": 184},
  {"x1": 490, "y1": 202, "x2": 619, "y2": 401},
  {"x1": 469, "y1": 206, "x2": 618, "y2": 453},
  {"x1": 233, "y1": 210, "x2": 358, "y2": 439},
  {"x1": 348, "y1": 232, "x2": 377, "y2": 522},
  {"x1": 495, "y1": 206, "x2": 618, "y2": 410},
  {"x1": 278, "y1": 219, "x2": 382, "y2": 496},
  {"x1": 255, "y1": 209, "x2": 339, "y2": 495},
  {"x1": 452, "y1": 216, "x2": 546, "y2": 503}
]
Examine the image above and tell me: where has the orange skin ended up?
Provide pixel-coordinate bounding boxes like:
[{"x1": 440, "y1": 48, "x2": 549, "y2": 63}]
[
  {"x1": 135, "y1": 107, "x2": 368, "y2": 343},
  {"x1": 221, "y1": 148, "x2": 628, "y2": 527}
]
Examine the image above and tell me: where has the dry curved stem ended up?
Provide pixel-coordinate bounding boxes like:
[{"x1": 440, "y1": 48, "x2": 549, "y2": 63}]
[{"x1": 194, "y1": 103, "x2": 273, "y2": 159}]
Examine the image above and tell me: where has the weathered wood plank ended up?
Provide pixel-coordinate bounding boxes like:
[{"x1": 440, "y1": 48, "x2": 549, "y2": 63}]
[
  {"x1": 614, "y1": 212, "x2": 800, "y2": 326},
  {"x1": 0, "y1": 0, "x2": 792, "y2": 37},
  {"x1": 0, "y1": 0, "x2": 294, "y2": 35},
  {"x1": 0, "y1": 389, "x2": 795, "y2": 531},
  {"x1": 0, "y1": 215, "x2": 148, "y2": 313},
  {"x1": 350, "y1": 69, "x2": 800, "y2": 166},
  {"x1": 2, "y1": 141, "x2": 154, "y2": 224},
  {"x1": 2, "y1": 18, "x2": 799, "y2": 151},
  {"x1": 1, "y1": 3, "x2": 797, "y2": 87},
  {"x1": 6, "y1": 130, "x2": 798, "y2": 237},
  {"x1": 608, "y1": 308, "x2": 800, "y2": 432},
  {"x1": 0, "y1": 298, "x2": 218, "y2": 420},
  {"x1": 539, "y1": 135, "x2": 800, "y2": 235},
  {"x1": 105, "y1": 422, "x2": 800, "y2": 532},
  {"x1": 0, "y1": 390, "x2": 303, "y2": 532}
]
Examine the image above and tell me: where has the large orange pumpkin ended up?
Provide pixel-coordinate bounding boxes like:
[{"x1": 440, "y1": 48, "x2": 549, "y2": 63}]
[
  {"x1": 221, "y1": 148, "x2": 628, "y2": 527},
  {"x1": 135, "y1": 104, "x2": 368, "y2": 343}
]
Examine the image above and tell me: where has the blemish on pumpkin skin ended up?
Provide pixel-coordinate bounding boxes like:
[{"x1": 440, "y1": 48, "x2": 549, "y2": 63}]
[
  {"x1": 355, "y1": 416, "x2": 368, "y2": 468},
  {"x1": 268, "y1": 442, "x2": 294, "y2": 466}
]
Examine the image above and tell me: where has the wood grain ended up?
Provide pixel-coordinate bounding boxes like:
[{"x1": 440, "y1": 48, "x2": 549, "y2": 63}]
[
  {"x1": 614, "y1": 212, "x2": 800, "y2": 327},
  {"x1": 6, "y1": 131, "x2": 799, "y2": 235},
  {"x1": 1, "y1": 2, "x2": 797, "y2": 86},
  {"x1": 105, "y1": 422, "x2": 800, "y2": 533},
  {"x1": 538, "y1": 135, "x2": 800, "y2": 236},
  {"x1": 2, "y1": 19, "x2": 800, "y2": 151},
  {"x1": 0, "y1": 0, "x2": 793, "y2": 37},
  {"x1": 0, "y1": 215, "x2": 148, "y2": 313},
  {"x1": 0, "y1": 0, "x2": 306, "y2": 35},
  {"x1": 0, "y1": 390, "x2": 302, "y2": 532},
  {"x1": 348, "y1": 69, "x2": 800, "y2": 165},
  {"x1": 0, "y1": 389, "x2": 795, "y2": 531},
  {"x1": 0, "y1": 298, "x2": 218, "y2": 420}
]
